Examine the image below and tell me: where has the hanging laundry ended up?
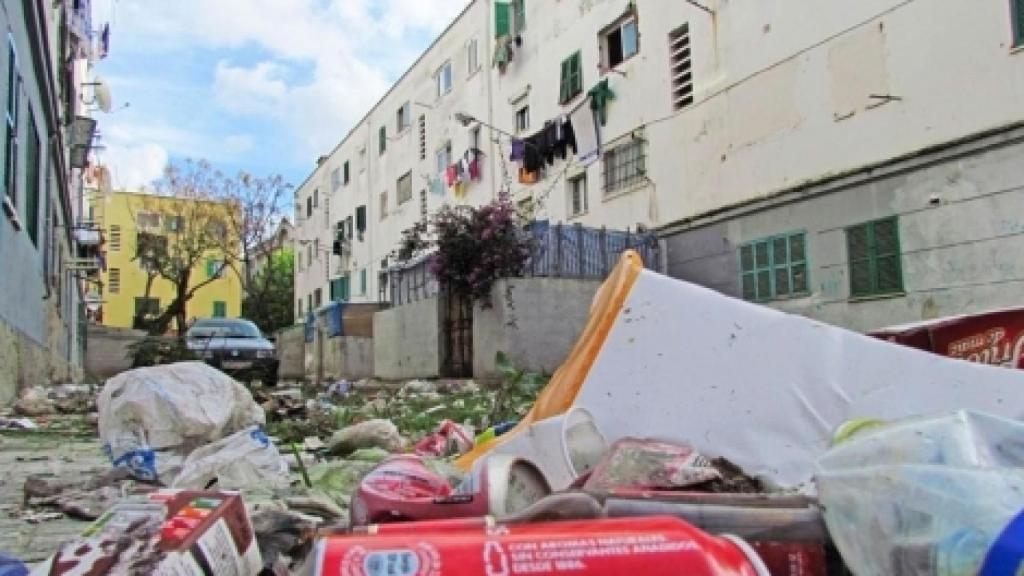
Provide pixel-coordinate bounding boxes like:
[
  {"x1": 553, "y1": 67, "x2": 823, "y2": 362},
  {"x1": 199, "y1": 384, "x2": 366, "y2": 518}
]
[
  {"x1": 458, "y1": 158, "x2": 470, "y2": 183},
  {"x1": 493, "y1": 36, "x2": 514, "y2": 71},
  {"x1": 571, "y1": 98, "x2": 600, "y2": 163},
  {"x1": 542, "y1": 121, "x2": 559, "y2": 166},
  {"x1": 430, "y1": 176, "x2": 445, "y2": 196},
  {"x1": 562, "y1": 115, "x2": 578, "y2": 156},
  {"x1": 454, "y1": 181, "x2": 467, "y2": 198},
  {"x1": 510, "y1": 139, "x2": 526, "y2": 161},
  {"x1": 588, "y1": 79, "x2": 617, "y2": 126},
  {"x1": 518, "y1": 167, "x2": 539, "y2": 185},
  {"x1": 523, "y1": 133, "x2": 545, "y2": 173},
  {"x1": 446, "y1": 165, "x2": 458, "y2": 187},
  {"x1": 469, "y1": 157, "x2": 481, "y2": 181}
]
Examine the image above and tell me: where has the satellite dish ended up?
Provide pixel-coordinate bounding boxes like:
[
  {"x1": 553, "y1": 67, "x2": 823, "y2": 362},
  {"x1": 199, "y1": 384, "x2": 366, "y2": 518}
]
[{"x1": 93, "y1": 76, "x2": 112, "y2": 113}]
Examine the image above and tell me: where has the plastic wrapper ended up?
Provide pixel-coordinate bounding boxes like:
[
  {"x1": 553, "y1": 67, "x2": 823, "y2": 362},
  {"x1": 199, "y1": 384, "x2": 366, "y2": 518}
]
[
  {"x1": 172, "y1": 426, "x2": 291, "y2": 490},
  {"x1": 816, "y1": 411, "x2": 1024, "y2": 575},
  {"x1": 583, "y1": 437, "x2": 720, "y2": 492},
  {"x1": 97, "y1": 361, "x2": 265, "y2": 482}
]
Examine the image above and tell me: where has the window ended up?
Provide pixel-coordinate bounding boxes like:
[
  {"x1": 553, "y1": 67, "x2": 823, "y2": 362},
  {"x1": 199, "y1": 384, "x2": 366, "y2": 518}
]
[
  {"x1": 331, "y1": 167, "x2": 341, "y2": 191},
  {"x1": 846, "y1": 217, "x2": 904, "y2": 297},
  {"x1": 512, "y1": 0, "x2": 526, "y2": 34},
  {"x1": 297, "y1": 298, "x2": 303, "y2": 317},
  {"x1": 568, "y1": 174, "x2": 588, "y2": 217},
  {"x1": 206, "y1": 258, "x2": 225, "y2": 279},
  {"x1": 559, "y1": 52, "x2": 583, "y2": 104},
  {"x1": 307, "y1": 294, "x2": 312, "y2": 315},
  {"x1": 396, "y1": 101, "x2": 411, "y2": 132},
  {"x1": 137, "y1": 232, "x2": 168, "y2": 265},
  {"x1": 603, "y1": 137, "x2": 646, "y2": 194},
  {"x1": 669, "y1": 23, "x2": 694, "y2": 110},
  {"x1": 379, "y1": 126, "x2": 387, "y2": 155},
  {"x1": 603, "y1": 16, "x2": 639, "y2": 69},
  {"x1": 1014, "y1": 0, "x2": 1024, "y2": 46},
  {"x1": 134, "y1": 297, "x2": 160, "y2": 317},
  {"x1": 380, "y1": 191, "x2": 388, "y2": 220},
  {"x1": 359, "y1": 147, "x2": 366, "y2": 172},
  {"x1": 470, "y1": 126, "x2": 481, "y2": 150},
  {"x1": 418, "y1": 115, "x2": 427, "y2": 160},
  {"x1": 4, "y1": 37, "x2": 19, "y2": 207},
  {"x1": 297, "y1": 250, "x2": 303, "y2": 271},
  {"x1": 360, "y1": 268, "x2": 367, "y2": 295},
  {"x1": 25, "y1": 109, "x2": 40, "y2": 245},
  {"x1": 212, "y1": 301, "x2": 227, "y2": 318},
  {"x1": 397, "y1": 171, "x2": 413, "y2": 204},
  {"x1": 306, "y1": 196, "x2": 312, "y2": 218},
  {"x1": 436, "y1": 141, "x2": 452, "y2": 175},
  {"x1": 467, "y1": 38, "x2": 480, "y2": 74},
  {"x1": 343, "y1": 160, "x2": 350, "y2": 184},
  {"x1": 330, "y1": 276, "x2": 350, "y2": 302},
  {"x1": 164, "y1": 215, "x2": 184, "y2": 232},
  {"x1": 314, "y1": 288, "x2": 322, "y2": 308},
  {"x1": 108, "y1": 268, "x2": 120, "y2": 294},
  {"x1": 313, "y1": 188, "x2": 319, "y2": 207},
  {"x1": 306, "y1": 244, "x2": 312, "y2": 266},
  {"x1": 495, "y1": 1, "x2": 511, "y2": 37},
  {"x1": 136, "y1": 212, "x2": 161, "y2": 229},
  {"x1": 740, "y1": 233, "x2": 808, "y2": 302},
  {"x1": 110, "y1": 225, "x2": 121, "y2": 250},
  {"x1": 515, "y1": 106, "x2": 530, "y2": 133},
  {"x1": 420, "y1": 189, "x2": 427, "y2": 220},
  {"x1": 314, "y1": 238, "x2": 319, "y2": 259},
  {"x1": 436, "y1": 61, "x2": 453, "y2": 98},
  {"x1": 356, "y1": 205, "x2": 366, "y2": 234}
]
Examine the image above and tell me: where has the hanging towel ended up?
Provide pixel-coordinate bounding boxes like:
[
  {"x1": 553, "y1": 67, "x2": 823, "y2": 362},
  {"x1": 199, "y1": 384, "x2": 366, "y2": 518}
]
[
  {"x1": 588, "y1": 79, "x2": 617, "y2": 126},
  {"x1": 572, "y1": 98, "x2": 600, "y2": 163},
  {"x1": 510, "y1": 139, "x2": 526, "y2": 161},
  {"x1": 454, "y1": 181, "x2": 467, "y2": 198},
  {"x1": 458, "y1": 158, "x2": 470, "y2": 182},
  {"x1": 469, "y1": 157, "x2": 481, "y2": 181},
  {"x1": 446, "y1": 165, "x2": 458, "y2": 187},
  {"x1": 563, "y1": 115, "x2": 577, "y2": 155},
  {"x1": 430, "y1": 176, "x2": 445, "y2": 196}
]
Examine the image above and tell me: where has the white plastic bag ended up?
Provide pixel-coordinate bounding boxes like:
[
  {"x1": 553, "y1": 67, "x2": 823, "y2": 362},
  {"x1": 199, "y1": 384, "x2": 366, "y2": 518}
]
[
  {"x1": 816, "y1": 411, "x2": 1024, "y2": 575},
  {"x1": 172, "y1": 426, "x2": 291, "y2": 490},
  {"x1": 98, "y1": 362, "x2": 265, "y2": 482}
]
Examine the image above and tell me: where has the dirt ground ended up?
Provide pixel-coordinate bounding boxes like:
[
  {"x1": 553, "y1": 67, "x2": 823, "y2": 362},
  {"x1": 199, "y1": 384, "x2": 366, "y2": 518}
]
[{"x1": 0, "y1": 426, "x2": 106, "y2": 564}]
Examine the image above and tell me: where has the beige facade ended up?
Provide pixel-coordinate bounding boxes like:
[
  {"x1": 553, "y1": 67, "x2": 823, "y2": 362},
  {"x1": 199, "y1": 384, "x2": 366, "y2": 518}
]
[{"x1": 294, "y1": 0, "x2": 1024, "y2": 318}]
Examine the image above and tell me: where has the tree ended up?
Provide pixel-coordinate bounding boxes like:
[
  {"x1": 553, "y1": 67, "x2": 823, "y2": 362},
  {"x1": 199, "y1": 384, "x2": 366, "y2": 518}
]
[
  {"x1": 217, "y1": 171, "x2": 292, "y2": 296},
  {"x1": 135, "y1": 159, "x2": 239, "y2": 337},
  {"x1": 242, "y1": 248, "x2": 294, "y2": 334}
]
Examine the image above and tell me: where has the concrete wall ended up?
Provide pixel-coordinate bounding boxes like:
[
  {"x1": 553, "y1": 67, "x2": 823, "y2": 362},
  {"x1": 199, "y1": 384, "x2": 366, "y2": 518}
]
[
  {"x1": 373, "y1": 296, "x2": 441, "y2": 380},
  {"x1": 0, "y1": 0, "x2": 85, "y2": 402},
  {"x1": 322, "y1": 336, "x2": 374, "y2": 381},
  {"x1": 665, "y1": 124, "x2": 1024, "y2": 333},
  {"x1": 83, "y1": 325, "x2": 147, "y2": 379},
  {"x1": 275, "y1": 325, "x2": 306, "y2": 380},
  {"x1": 473, "y1": 278, "x2": 602, "y2": 379}
]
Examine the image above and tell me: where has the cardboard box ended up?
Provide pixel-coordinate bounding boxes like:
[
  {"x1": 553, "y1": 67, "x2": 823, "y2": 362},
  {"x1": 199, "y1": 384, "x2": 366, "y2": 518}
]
[{"x1": 35, "y1": 490, "x2": 261, "y2": 576}]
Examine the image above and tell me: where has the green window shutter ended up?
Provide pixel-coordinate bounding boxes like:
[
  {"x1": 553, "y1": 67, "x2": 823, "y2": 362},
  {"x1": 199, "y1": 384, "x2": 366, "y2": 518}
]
[
  {"x1": 790, "y1": 234, "x2": 808, "y2": 294},
  {"x1": 360, "y1": 268, "x2": 367, "y2": 294},
  {"x1": 739, "y1": 232, "x2": 808, "y2": 302},
  {"x1": 206, "y1": 258, "x2": 215, "y2": 278},
  {"x1": 213, "y1": 301, "x2": 226, "y2": 318},
  {"x1": 356, "y1": 205, "x2": 367, "y2": 232},
  {"x1": 25, "y1": 110, "x2": 40, "y2": 245},
  {"x1": 495, "y1": 1, "x2": 511, "y2": 37},
  {"x1": 571, "y1": 52, "x2": 582, "y2": 97},
  {"x1": 515, "y1": 0, "x2": 526, "y2": 32},
  {"x1": 847, "y1": 224, "x2": 872, "y2": 297},
  {"x1": 559, "y1": 58, "x2": 569, "y2": 103},
  {"x1": 341, "y1": 275, "x2": 350, "y2": 301},
  {"x1": 1015, "y1": 0, "x2": 1024, "y2": 45},
  {"x1": 379, "y1": 126, "x2": 386, "y2": 154},
  {"x1": 872, "y1": 218, "x2": 903, "y2": 294}
]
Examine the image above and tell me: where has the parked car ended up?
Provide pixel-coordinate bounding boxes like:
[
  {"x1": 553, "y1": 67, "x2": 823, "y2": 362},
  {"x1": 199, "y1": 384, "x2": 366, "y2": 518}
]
[{"x1": 186, "y1": 318, "x2": 278, "y2": 386}]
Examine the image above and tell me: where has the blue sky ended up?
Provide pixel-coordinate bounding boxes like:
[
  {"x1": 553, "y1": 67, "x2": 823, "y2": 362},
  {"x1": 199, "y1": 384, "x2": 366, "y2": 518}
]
[{"x1": 90, "y1": 0, "x2": 469, "y2": 192}]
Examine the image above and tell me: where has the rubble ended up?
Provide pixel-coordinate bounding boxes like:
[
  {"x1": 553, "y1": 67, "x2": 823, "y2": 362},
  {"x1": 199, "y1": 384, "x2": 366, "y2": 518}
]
[
  {"x1": 13, "y1": 387, "x2": 55, "y2": 417},
  {"x1": 327, "y1": 419, "x2": 405, "y2": 456},
  {"x1": 251, "y1": 508, "x2": 319, "y2": 576}
]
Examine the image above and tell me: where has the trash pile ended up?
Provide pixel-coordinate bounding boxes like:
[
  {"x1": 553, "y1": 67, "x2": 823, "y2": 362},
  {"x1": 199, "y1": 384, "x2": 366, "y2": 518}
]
[{"x1": 15, "y1": 252, "x2": 1024, "y2": 575}]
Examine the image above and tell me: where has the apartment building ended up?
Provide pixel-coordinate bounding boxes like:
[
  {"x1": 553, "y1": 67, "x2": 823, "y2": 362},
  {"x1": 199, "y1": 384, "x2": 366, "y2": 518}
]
[
  {"x1": 88, "y1": 190, "x2": 243, "y2": 330},
  {"x1": 0, "y1": 0, "x2": 97, "y2": 403},
  {"x1": 296, "y1": 0, "x2": 1024, "y2": 332}
]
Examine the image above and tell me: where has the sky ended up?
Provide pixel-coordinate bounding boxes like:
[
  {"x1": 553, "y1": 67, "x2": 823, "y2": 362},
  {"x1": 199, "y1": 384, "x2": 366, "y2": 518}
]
[{"x1": 89, "y1": 0, "x2": 470, "y2": 193}]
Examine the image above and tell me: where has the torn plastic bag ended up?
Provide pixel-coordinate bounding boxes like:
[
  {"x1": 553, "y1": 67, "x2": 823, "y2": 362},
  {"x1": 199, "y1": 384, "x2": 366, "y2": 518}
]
[
  {"x1": 583, "y1": 438, "x2": 721, "y2": 492},
  {"x1": 172, "y1": 426, "x2": 291, "y2": 490},
  {"x1": 97, "y1": 361, "x2": 265, "y2": 482},
  {"x1": 414, "y1": 420, "x2": 475, "y2": 457},
  {"x1": 816, "y1": 411, "x2": 1024, "y2": 575}
]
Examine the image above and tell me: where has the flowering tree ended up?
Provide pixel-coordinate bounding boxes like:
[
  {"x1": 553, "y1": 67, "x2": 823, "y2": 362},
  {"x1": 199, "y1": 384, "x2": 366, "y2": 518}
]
[{"x1": 396, "y1": 194, "x2": 532, "y2": 305}]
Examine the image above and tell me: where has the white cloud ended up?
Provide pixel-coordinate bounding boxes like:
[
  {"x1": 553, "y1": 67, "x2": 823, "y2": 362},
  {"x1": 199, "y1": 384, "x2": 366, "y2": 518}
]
[
  {"x1": 101, "y1": 142, "x2": 168, "y2": 191},
  {"x1": 214, "y1": 61, "x2": 289, "y2": 115},
  {"x1": 91, "y1": 0, "x2": 469, "y2": 173}
]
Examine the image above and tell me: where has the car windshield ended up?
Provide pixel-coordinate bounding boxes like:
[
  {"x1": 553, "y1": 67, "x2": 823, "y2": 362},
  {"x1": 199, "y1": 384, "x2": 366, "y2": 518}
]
[{"x1": 187, "y1": 320, "x2": 261, "y2": 339}]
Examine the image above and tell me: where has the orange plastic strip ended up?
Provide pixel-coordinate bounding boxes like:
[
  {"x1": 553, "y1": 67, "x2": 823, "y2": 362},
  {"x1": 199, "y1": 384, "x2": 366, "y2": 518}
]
[{"x1": 455, "y1": 250, "x2": 645, "y2": 470}]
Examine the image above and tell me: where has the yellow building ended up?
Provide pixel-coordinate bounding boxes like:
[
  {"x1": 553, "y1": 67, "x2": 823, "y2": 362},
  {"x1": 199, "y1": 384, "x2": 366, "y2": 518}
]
[{"x1": 88, "y1": 191, "x2": 242, "y2": 330}]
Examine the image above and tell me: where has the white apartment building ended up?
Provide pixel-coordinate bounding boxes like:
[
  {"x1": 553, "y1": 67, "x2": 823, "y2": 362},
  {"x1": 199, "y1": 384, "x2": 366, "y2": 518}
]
[{"x1": 296, "y1": 0, "x2": 1024, "y2": 332}]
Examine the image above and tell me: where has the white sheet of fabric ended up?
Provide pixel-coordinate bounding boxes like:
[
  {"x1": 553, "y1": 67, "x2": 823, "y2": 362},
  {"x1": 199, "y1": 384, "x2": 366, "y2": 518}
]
[
  {"x1": 571, "y1": 100, "x2": 599, "y2": 163},
  {"x1": 487, "y1": 271, "x2": 1024, "y2": 490}
]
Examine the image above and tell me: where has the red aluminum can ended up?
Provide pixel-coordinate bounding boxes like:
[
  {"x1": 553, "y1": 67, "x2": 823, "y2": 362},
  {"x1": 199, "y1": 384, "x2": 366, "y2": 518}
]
[
  {"x1": 309, "y1": 516, "x2": 769, "y2": 576},
  {"x1": 750, "y1": 542, "x2": 826, "y2": 576}
]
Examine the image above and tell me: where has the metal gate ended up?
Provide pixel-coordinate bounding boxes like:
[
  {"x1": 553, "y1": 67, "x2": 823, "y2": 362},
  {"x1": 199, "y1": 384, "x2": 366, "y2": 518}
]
[{"x1": 441, "y1": 289, "x2": 473, "y2": 378}]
